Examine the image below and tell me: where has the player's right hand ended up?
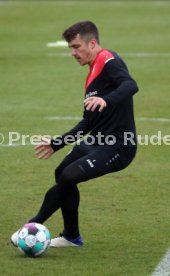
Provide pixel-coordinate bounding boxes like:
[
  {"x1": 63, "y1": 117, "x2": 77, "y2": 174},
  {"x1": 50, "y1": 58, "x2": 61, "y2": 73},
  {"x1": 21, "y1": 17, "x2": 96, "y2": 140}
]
[{"x1": 84, "y1": 96, "x2": 107, "y2": 112}]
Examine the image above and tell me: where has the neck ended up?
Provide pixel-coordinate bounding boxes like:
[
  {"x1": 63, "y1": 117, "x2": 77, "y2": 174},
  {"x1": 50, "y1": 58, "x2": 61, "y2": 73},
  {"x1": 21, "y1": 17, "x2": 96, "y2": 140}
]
[{"x1": 89, "y1": 45, "x2": 102, "y2": 66}]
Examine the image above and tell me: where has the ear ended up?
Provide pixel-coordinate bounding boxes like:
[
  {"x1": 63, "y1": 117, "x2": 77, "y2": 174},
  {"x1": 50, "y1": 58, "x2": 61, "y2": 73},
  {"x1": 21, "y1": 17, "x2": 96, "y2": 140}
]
[{"x1": 89, "y1": 38, "x2": 97, "y2": 49}]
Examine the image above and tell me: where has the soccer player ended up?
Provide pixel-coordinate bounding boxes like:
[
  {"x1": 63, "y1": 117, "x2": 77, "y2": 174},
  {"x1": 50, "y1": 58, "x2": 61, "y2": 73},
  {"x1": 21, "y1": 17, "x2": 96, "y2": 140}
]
[{"x1": 11, "y1": 21, "x2": 138, "y2": 247}]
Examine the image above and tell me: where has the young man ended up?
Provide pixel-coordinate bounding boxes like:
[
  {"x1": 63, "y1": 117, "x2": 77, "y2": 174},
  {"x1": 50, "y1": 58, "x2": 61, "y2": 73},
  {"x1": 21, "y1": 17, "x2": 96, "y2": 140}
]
[{"x1": 11, "y1": 21, "x2": 138, "y2": 248}]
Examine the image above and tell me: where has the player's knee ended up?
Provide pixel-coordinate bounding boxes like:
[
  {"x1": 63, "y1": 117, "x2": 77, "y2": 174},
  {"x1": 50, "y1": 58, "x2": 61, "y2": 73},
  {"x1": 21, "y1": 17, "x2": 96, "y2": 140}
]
[
  {"x1": 59, "y1": 167, "x2": 77, "y2": 185},
  {"x1": 59, "y1": 165, "x2": 87, "y2": 186},
  {"x1": 54, "y1": 166, "x2": 74, "y2": 185}
]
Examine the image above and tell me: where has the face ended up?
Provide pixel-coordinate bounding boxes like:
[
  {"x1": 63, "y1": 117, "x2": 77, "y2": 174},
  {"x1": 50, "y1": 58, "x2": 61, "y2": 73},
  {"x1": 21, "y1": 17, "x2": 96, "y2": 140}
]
[{"x1": 68, "y1": 34, "x2": 96, "y2": 66}]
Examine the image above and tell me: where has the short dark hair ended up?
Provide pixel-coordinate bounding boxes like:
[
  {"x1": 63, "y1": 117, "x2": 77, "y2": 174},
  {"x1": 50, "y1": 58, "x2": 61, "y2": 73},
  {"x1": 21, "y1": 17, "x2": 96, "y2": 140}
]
[{"x1": 62, "y1": 21, "x2": 100, "y2": 43}]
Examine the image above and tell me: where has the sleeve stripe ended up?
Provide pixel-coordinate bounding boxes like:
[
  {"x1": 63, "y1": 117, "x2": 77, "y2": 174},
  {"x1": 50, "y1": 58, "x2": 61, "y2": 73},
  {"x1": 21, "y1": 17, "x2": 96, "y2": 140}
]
[{"x1": 105, "y1": 57, "x2": 115, "y2": 64}]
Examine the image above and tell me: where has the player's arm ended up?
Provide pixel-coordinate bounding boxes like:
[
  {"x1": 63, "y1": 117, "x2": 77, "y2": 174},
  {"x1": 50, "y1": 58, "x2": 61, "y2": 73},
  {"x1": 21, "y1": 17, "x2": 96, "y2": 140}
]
[
  {"x1": 50, "y1": 116, "x2": 90, "y2": 152},
  {"x1": 35, "y1": 117, "x2": 90, "y2": 159},
  {"x1": 101, "y1": 58, "x2": 139, "y2": 106},
  {"x1": 84, "y1": 59, "x2": 138, "y2": 113}
]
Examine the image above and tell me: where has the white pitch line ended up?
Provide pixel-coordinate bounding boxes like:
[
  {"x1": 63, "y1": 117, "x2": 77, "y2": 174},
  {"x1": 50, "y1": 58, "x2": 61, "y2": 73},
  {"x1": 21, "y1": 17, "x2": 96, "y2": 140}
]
[
  {"x1": 1, "y1": 117, "x2": 169, "y2": 148},
  {"x1": 0, "y1": 143, "x2": 31, "y2": 147},
  {"x1": 47, "y1": 52, "x2": 170, "y2": 58},
  {"x1": 46, "y1": 116, "x2": 170, "y2": 122},
  {"x1": 151, "y1": 248, "x2": 170, "y2": 276},
  {"x1": 46, "y1": 116, "x2": 82, "y2": 120},
  {"x1": 46, "y1": 41, "x2": 67, "y2": 48},
  {"x1": 137, "y1": 117, "x2": 170, "y2": 123},
  {"x1": 122, "y1": 53, "x2": 170, "y2": 58},
  {"x1": 0, "y1": 136, "x2": 169, "y2": 148}
]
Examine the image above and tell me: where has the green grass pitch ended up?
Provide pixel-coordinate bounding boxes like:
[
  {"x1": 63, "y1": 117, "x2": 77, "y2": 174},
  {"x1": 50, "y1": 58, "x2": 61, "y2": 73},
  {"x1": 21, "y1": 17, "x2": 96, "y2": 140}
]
[{"x1": 0, "y1": 1, "x2": 170, "y2": 275}]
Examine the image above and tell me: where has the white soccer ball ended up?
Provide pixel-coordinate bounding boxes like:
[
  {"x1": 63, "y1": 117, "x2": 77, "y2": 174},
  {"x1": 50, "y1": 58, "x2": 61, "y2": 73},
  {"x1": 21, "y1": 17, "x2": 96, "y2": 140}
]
[{"x1": 17, "y1": 223, "x2": 51, "y2": 257}]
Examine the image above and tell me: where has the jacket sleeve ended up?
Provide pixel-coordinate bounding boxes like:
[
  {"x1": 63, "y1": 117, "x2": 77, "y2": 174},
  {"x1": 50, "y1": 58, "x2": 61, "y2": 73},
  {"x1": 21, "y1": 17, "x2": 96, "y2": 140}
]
[
  {"x1": 102, "y1": 59, "x2": 139, "y2": 106},
  {"x1": 50, "y1": 111, "x2": 90, "y2": 152}
]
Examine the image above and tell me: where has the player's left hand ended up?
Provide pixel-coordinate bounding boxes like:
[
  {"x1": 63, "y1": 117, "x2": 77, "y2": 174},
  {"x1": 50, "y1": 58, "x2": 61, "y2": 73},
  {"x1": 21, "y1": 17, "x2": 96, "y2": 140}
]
[
  {"x1": 84, "y1": 96, "x2": 107, "y2": 112},
  {"x1": 34, "y1": 136, "x2": 54, "y2": 159}
]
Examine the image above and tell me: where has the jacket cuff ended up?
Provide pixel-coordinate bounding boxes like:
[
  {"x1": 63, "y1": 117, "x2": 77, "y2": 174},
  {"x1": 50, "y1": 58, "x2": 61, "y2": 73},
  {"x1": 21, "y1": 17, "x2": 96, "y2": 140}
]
[{"x1": 50, "y1": 137, "x2": 65, "y2": 152}]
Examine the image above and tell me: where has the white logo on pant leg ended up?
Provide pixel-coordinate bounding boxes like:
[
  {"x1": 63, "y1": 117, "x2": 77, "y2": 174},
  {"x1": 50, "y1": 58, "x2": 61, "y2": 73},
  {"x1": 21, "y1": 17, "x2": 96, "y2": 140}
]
[{"x1": 86, "y1": 159, "x2": 94, "y2": 168}]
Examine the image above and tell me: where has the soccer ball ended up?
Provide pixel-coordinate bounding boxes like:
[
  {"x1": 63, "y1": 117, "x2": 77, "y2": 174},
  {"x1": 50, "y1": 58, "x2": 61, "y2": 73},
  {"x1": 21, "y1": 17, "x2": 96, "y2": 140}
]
[{"x1": 17, "y1": 223, "x2": 51, "y2": 257}]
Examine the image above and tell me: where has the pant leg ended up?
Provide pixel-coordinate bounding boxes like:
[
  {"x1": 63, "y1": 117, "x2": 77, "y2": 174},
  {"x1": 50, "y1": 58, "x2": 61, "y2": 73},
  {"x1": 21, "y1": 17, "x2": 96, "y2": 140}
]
[
  {"x1": 29, "y1": 144, "x2": 90, "y2": 228},
  {"x1": 60, "y1": 143, "x2": 136, "y2": 182},
  {"x1": 56, "y1": 144, "x2": 136, "y2": 238},
  {"x1": 29, "y1": 143, "x2": 136, "y2": 236},
  {"x1": 55, "y1": 145, "x2": 90, "y2": 238}
]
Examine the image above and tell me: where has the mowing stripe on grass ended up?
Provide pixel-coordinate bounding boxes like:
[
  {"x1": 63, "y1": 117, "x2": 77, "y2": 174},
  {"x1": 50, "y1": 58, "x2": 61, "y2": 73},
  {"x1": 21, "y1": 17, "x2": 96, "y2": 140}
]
[
  {"x1": 3, "y1": 1, "x2": 170, "y2": 6},
  {"x1": 151, "y1": 248, "x2": 170, "y2": 276}
]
